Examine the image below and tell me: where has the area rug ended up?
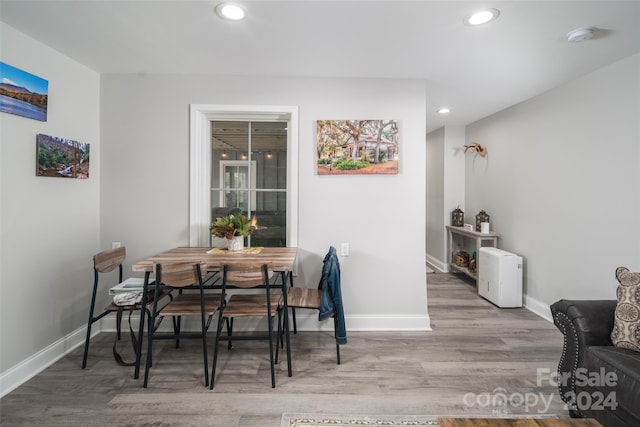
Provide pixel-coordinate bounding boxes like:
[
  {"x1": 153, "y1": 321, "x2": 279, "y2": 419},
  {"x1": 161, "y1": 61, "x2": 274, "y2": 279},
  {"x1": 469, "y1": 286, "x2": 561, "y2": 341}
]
[
  {"x1": 281, "y1": 413, "x2": 439, "y2": 427},
  {"x1": 281, "y1": 414, "x2": 561, "y2": 427}
]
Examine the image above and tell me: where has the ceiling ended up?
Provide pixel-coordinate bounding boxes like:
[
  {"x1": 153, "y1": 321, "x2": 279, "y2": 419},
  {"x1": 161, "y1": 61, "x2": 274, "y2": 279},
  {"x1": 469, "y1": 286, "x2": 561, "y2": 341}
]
[{"x1": 1, "y1": 1, "x2": 639, "y2": 133}]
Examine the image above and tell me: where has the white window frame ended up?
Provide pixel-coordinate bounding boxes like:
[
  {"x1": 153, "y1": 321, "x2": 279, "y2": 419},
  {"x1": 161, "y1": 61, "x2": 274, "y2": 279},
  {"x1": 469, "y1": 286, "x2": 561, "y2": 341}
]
[{"x1": 189, "y1": 104, "x2": 299, "y2": 247}]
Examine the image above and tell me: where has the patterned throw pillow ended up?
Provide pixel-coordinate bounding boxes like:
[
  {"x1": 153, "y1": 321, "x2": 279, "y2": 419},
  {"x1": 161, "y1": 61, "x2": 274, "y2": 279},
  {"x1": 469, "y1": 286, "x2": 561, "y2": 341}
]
[{"x1": 611, "y1": 267, "x2": 640, "y2": 352}]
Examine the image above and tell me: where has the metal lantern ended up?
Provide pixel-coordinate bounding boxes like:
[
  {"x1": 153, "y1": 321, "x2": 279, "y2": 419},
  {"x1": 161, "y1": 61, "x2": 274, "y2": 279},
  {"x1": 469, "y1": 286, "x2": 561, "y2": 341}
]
[
  {"x1": 451, "y1": 207, "x2": 464, "y2": 227},
  {"x1": 476, "y1": 210, "x2": 490, "y2": 232}
]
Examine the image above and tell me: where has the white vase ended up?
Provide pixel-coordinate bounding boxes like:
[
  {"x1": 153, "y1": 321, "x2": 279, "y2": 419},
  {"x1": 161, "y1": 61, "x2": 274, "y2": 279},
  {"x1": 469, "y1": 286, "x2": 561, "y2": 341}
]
[{"x1": 227, "y1": 235, "x2": 244, "y2": 251}]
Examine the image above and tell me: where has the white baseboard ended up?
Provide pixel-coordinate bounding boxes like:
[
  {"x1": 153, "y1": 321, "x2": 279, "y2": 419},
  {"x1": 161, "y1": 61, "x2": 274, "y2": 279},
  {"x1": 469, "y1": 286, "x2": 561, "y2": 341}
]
[
  {"x1": 346, "y1": 314, "x2": 431, "y2": 331},
  {"x1": 0, "y1": 312, "x2": 431, "y2": 397},
  {"x1": 426, "y1": 254, "x2": 448, "y2": 273},
  {"x1": 0, "y1": 324, "x2": 88, "y2": 398},
  {"x1": 291, "y1": 313, "x2": 431, "y2": 331},
  {"x1": 524, "y1": 294, "x2": 553, "y2": 323}
]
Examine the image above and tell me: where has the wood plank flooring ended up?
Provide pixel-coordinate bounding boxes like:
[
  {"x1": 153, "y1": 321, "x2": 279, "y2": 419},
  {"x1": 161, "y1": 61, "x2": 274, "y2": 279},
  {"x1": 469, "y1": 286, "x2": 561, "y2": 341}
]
[{"x1": 0, "y1": 272, "x2": 568, "y2": 426}]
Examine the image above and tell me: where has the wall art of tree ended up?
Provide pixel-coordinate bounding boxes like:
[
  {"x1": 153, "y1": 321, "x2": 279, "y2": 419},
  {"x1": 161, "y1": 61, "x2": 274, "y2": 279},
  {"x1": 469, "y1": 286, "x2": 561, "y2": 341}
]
[{"x1": 316, "y1": 119, "x2": 399, "y2": 175}]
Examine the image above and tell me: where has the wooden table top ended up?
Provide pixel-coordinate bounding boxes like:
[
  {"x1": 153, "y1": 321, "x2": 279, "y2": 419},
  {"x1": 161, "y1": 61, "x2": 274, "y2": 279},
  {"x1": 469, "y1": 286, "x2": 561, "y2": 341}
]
[
  {"x1": 132, "y1": 246, "x2": 298, "y2": 273},
  {"x1": 438, "y1": 418, "x2": 602, "y2": 427}
]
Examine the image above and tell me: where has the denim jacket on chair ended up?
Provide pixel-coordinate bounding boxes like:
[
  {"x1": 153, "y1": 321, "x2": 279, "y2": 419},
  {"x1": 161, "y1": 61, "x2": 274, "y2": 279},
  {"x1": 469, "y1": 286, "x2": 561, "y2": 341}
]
[{"x1": 318, "y1": 246, "x2": 347, "y2": 344}]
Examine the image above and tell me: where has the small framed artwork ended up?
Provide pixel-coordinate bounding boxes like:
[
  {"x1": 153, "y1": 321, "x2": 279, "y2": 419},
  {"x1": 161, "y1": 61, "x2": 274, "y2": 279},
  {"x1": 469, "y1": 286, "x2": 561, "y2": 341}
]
[
  {"x1": 316, "y1": 119, "x2": 399, "y2": 175},
  {"x1": 36, "y1": 134, "x2": 90, "y2": 179},
  {"x1": 0, "y1": 62, "x2": 48, "y2": 121}
]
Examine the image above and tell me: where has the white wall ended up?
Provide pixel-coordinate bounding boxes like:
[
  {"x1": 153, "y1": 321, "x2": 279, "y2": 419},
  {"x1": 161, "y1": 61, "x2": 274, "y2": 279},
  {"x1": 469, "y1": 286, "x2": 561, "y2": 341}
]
[
  {"x1": 442, "y1": 126, "x2": 466, "y2": 268},
  {"x1": 465, "y1": 53, "x2": 640, "y2": 317},
  {"x1": 426, "y1": 125, "x2": 466, "y2": 271},
  {"x1": 426, "y1": 127, "x2": 445, "y2": 265},
  {"x1": 100, "y1": 74, "x2": 429, "y2": 330},
  {"x1": 0, "y1": 23, "x2": 101, "y2": 381}
]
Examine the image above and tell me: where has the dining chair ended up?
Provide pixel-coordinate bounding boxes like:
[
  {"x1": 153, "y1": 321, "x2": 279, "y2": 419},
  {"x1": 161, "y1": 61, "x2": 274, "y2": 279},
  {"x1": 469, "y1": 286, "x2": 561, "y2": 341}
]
[
  {"x1": 210, "y1": 263, "x2": 283, "y2": 389},
  {"x1": 82, "y1": 246, "x2": 171, "y2": 369},
  {"x1": 143, "y1": 262, "x2": 218, "y2": 388},
  {"x1": 283, "y1": 246, "x2": 344, "y2": 364}
]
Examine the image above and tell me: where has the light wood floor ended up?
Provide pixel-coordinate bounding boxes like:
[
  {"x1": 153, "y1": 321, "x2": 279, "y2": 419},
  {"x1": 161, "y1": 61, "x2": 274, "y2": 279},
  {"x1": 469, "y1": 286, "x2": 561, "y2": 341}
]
[{"x1": 0, "y1": 273, "x2": 567, "y2": 426}]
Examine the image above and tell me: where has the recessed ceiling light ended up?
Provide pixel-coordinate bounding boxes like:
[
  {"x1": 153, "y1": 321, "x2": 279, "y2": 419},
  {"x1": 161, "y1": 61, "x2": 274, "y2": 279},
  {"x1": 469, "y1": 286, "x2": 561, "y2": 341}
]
[
  {"x1": 437, "y1": 108, "x2": 451, "y2": 114},
  {"x1": 215, "y1": 3, "x2": 247, "y2": 21},
  {"x1": 566, "y1": 27, "x2": 596, "y2": 43},
  {"x1": 464, "y1": 8, "x2": 500, "y2": 26}
]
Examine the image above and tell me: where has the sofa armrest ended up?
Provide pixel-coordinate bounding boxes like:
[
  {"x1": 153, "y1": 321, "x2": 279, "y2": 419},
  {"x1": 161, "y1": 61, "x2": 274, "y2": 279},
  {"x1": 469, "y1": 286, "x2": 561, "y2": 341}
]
[
  {"x1": 550, "y1": 299, "x2": 617, "y2": 415},
  {"x1": 551, "y1": 299, "x2": 617, "y2": 347}
]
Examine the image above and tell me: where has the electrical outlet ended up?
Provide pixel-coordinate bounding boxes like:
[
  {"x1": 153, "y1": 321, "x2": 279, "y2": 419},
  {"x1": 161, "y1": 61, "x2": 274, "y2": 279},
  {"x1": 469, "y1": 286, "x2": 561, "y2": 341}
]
[
  {"x1": 111, "y1": 242, "x2": 121, "y2": 249},
  {"x1": 341, "y1": 242, "x2": 350, "y2": 256}
]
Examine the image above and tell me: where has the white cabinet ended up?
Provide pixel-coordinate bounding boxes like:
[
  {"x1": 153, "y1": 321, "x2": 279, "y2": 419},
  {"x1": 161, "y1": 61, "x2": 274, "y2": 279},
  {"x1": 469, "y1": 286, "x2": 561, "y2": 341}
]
[{"x1": 478, "y1": 247, "x2": 523, "y2": 308}]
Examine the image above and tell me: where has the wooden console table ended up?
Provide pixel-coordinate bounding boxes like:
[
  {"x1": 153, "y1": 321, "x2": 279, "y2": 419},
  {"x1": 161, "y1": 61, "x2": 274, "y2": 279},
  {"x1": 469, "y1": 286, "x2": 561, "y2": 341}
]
[{"x1": 446, "y1": 225, "x2": 499, "y2": 280}]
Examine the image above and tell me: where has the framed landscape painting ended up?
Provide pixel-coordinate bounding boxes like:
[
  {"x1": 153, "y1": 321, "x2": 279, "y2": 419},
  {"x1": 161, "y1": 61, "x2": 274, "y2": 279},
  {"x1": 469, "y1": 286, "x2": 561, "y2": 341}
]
[
  {"x1": 316, "y1": 120, "x2": 399, "y2": 175},
  {"x1": 0, "y1": 62, "x2": 48, "y2": 121},
  {"x1": 36, "y1": 134, "x2": 90, "y2": 179}
]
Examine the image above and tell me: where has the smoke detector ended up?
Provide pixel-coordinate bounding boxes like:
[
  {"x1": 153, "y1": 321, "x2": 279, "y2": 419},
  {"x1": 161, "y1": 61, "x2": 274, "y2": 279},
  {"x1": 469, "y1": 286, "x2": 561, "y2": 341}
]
[{"x1": 567, "y1": 27, "x2": 596, "y2": 43}]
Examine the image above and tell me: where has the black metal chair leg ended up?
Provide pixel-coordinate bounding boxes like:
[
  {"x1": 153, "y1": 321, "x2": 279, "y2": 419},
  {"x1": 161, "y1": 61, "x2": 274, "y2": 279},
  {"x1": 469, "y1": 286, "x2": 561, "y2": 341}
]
[
  {"x1": 227, "y1": 318, "x2": 234, "y2": 350},
  {"x1": 291, "y1": 307, "x2": 297, "y2": 334},
  {"x1": 279, "y1": 310, "x2": 285, "y2": 349},
  {"x1": 201, "y1": 315, "x2": 209, "y2": 387},
  {"x1": 268, "y1": 314, "x2": 276, "y2": 388},
  {"x1": 275, "y1": 310, "x2": 282, "y2": 364},
  {"x1": 175, "y1": 316, "x2": 181, "y2": 348},
  {"x1": 287, "y1": 272, "x2": 298, "y2": 334},
  {"x1": 143, "y1": 319, "x2": 155, "y2": 388},
  {"x1": 82, "y1": 320, "x2": 92, "y2": 369},
  {"x1": 210, "y1": 314, "x2": 225, "y2": 390},
  {"x1": 334, "y1": 315, "x2": 341, "y2": 365},
  {"x1": 146, "y1": 309, "x2": 154, "y2": 367},
  {"x1": 82, "y1": 275, "x2": 101, "y2": 369},
  {"x1": 134, "y1": 271, "x2": 151, "y2": 380}
]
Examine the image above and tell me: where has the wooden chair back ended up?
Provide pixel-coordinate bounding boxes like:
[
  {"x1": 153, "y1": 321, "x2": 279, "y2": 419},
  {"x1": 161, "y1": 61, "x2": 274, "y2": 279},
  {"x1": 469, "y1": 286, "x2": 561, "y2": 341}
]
[
  {"x1": 224, "y1": 263, "x2": 273, "y2": 288},
  {"x1": 155, "y1": 262, "x2": 206, "y2": 288},
  {"x1": 94, "y1": 246, "x2": 126, "y2": 273}
]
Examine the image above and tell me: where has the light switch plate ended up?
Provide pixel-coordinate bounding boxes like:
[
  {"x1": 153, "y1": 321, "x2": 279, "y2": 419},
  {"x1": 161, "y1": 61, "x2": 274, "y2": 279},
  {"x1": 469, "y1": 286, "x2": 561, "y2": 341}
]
[{"x1": 341, "y1": 242, "x2": 350, "y2": 256}]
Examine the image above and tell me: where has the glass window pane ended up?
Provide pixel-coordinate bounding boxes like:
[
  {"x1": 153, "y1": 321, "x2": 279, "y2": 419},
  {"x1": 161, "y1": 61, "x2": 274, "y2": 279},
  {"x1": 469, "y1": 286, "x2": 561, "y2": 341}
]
[
  {"x1": 211, "y1": 120, "x2": 288, "y2": 247},
  {"x1": 251, "y1": 191, "x2": 286, "y2": 247},
  {"x1": 211, "y1": 121, "x2": 249, "y2": 173},
  {"x1": 252, "y1": 122, "x2": 287, "y2": 190}
]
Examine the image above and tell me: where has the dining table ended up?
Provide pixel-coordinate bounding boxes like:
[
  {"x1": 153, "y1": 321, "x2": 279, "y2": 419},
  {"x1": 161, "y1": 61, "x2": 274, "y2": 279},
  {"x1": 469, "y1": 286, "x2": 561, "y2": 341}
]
[{"x1": 131, "y1": 246, "x2": 298, "y2": 382}]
